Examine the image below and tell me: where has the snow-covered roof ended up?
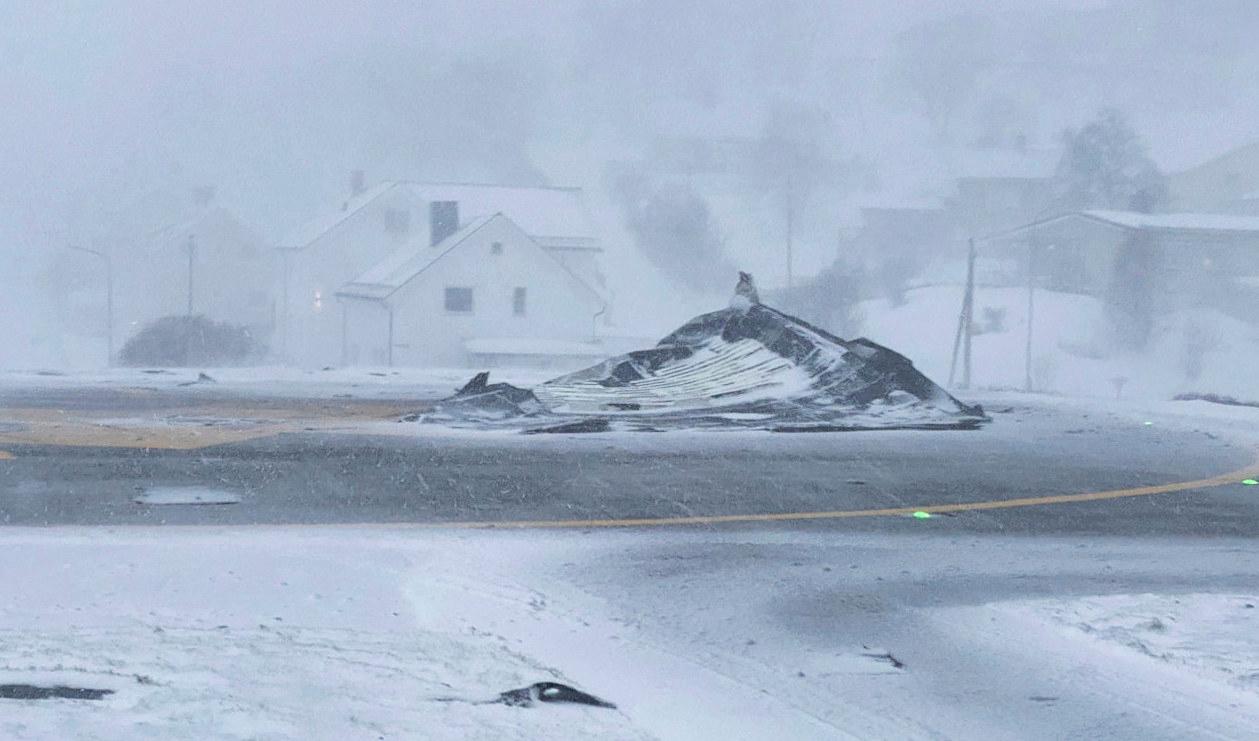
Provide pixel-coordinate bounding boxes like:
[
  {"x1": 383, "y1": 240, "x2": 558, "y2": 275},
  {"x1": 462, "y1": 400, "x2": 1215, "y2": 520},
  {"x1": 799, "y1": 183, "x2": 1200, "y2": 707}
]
[
  {"x1": 336, "y1": 213, "x2": 603, "y2": 304},
  {"x1": 280, "y1": 181, "x2": 599, "y2": 249},
  {"x1": 336, "y1": 214, "x2": 498, "y2": 300},
  {"x1": 1081, "y1": 210, "x2": 1259, "y2": 233},
  {"x1": 279, "y1": 182, "x2": 396, "y2": 248},
  {"x1": 987, "y1": 210, "x2": 1259, "y2": 242}
]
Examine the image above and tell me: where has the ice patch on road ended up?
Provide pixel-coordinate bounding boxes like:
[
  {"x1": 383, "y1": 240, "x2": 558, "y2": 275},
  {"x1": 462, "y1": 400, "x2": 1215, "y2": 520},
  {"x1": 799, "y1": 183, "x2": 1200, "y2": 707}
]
[{"x1": 134, "y1": 487, "x2": 242, "y2": 505}]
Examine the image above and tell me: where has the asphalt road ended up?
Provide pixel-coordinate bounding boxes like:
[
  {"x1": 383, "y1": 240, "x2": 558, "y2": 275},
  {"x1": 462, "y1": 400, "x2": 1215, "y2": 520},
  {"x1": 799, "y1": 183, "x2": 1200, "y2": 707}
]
[
  {"x1": 5, "y1": 383, "x2": 1259, "y2": 740},
  {"x1": 2, "y1": 385, "x2": 1257, "y2": 534}
]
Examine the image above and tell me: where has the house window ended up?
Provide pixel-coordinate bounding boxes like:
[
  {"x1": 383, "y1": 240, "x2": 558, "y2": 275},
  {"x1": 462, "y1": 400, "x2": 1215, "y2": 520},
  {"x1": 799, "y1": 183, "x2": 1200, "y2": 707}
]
[
  {"x1": 444, "y1": 286, "x2": 473, "y2": 313},
  {"x1": 430, "y1": 201, "x2": 459, "y2": 245},
  {"x1": 491, "y1": 241, "x2": 503, "y2": 255},
  {"x1": 512, "y1": 287, "x2": 527, "y2": 316}
]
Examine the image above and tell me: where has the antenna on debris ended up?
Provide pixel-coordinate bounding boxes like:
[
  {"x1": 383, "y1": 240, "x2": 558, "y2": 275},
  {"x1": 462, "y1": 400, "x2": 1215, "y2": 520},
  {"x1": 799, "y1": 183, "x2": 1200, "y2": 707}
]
[{"x1": 734, "y1": 271, "x2": 760, "y2": 306}]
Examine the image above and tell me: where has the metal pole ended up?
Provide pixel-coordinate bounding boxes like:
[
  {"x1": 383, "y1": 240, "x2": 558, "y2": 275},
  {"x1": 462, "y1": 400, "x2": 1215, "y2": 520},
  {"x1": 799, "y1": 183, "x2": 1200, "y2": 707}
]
[
  {"x1": 386, "y1": 304, "x2": 394, "y2": 367},
  {"x1": 340, "y1": 300, "x2": 347, "y2": 366},
  {"x1": 1025, "y1": 241, "x2": 1036, "y2": 392},
  {"x1": 67, "y1": 245, "x2": 113, "y2": 366},
  {"x1": 962, "y1": 238, "x2": 976, "y2": 389},
  {"x1": 105, "y1": 256, "x2": 114, "y2": 365},
  {"x1": 947, "y1": 302, "x2": 964, "y2": 388},
  {"x1": 186, "y1": 234, "x2": 196, "y2": 316},
  {"x1": 280, "y1": 250, "x2": 290, "y2": 362}
]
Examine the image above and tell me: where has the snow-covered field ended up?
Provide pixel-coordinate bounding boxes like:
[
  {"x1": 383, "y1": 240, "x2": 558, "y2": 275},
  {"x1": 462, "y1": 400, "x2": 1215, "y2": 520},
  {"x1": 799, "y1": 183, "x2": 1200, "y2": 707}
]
[
  {"x1": 859, "y1": 285, "x2": 1259, "y2": 401},
  {"x1": 4, "y1": 525, "x2": 1259, "y2": 740},
  {"x1": 0, "y1": 529, "x2": 649, "y2": 741},
  {"x1": 1002, "y1": 593, "x2": 1259, "y2": 695}
]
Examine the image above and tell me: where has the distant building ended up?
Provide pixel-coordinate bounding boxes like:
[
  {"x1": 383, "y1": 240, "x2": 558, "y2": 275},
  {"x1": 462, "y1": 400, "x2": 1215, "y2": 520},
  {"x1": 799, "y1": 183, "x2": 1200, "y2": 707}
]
[
  {"x1": 986, "y1": 210, "x2": 1259, "y2": 321},
  {"x1": 839, "y1": 146, "x2": 1058, "y2": 282},
  {"x1": 277, "y1": 178, "x2": 610, "y2": 367},
  {"x1": 336, "y1": 213, "x2": 606, "y2": 368},
  {"x1": 50, "y1": 191, "x2": 274, "y2": 356},
  {"x1": 1168, "y1": 139, "x2": 1259, "y2": 212}
]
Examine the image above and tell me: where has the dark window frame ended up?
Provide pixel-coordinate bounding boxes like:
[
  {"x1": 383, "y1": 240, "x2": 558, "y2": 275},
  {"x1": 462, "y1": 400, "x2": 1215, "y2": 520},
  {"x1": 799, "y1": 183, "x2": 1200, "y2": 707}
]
[
  {"x1": 444, "y1": 286, "x2": 474, "y2": 313},
  {"x1": 512, "y1": 286, "x2": 527, "y2": 317}
]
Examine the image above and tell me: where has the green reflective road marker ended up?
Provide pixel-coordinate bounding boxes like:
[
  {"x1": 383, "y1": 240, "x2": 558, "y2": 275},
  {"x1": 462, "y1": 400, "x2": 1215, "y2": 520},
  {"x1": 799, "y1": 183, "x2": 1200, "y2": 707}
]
[
  {"x1": 912, "y1": 511, "x2": 932, "y2": 519},
  {"x1": 1143, "y1": 421, "x2": 1154, "y2": 426},
  {"x1": 1243, "y1": 479, "x2": 1258, "y2": 486}
]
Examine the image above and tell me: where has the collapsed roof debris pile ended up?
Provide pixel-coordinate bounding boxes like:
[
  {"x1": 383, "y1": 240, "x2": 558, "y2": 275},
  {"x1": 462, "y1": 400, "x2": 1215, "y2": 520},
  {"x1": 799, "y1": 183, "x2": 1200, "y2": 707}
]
[{"x1": 423, "y1": 273, "x2": 988, "y2": 433}]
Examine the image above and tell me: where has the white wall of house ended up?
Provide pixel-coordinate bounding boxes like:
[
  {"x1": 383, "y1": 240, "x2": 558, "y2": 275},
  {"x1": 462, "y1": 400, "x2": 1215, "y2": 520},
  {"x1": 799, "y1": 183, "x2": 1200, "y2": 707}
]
[
  {"x1": 280, "y1": 186, "x2": 427, "y2": 366},
  {"x1": 281, "y1": 182, "x2": 608, "y2": 367},
  {"x1": 340, "y1": 216, "x2": 604, "y2": 367}
]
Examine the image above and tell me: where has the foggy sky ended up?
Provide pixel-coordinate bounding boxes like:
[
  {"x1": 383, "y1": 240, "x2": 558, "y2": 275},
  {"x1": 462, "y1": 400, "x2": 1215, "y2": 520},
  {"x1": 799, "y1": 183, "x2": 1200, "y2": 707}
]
[{"x1": 5, "y1": 0, "x2": 1259, "y2": 354}]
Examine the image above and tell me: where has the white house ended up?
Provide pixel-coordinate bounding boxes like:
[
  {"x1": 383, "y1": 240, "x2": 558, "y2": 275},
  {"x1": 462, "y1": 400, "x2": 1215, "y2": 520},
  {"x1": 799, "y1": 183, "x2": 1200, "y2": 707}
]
[
  {"x1": 277, "y1": 178, "x2": 610, "y2": 367},
  {"x1": 336, "y1": 213, "x2": 607, "y2": 368}
]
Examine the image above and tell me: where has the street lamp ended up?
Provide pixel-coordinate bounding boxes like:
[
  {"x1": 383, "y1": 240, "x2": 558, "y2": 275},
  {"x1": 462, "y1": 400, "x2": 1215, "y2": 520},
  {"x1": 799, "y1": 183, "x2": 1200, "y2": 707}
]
[
  {"x1": 186, "y1": 234, "x2": 197, "y2": 316},
  {"x1": 67, "y1": 244, "x2": 113, "y2": 366}
]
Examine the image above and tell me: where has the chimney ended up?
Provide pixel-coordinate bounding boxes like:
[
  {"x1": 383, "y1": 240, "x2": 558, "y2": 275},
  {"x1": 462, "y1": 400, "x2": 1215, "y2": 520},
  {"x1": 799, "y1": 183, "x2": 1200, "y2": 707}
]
[
  {"x1": 350, "y1": 170, "x2": 366, "y2": 197},
  {"x1": 430, "y1": 201, "x2": 459, "y2": 246}
]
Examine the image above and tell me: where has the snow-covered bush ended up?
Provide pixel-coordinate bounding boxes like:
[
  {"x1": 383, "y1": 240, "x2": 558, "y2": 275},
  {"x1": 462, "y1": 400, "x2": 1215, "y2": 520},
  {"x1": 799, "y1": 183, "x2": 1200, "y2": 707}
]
[{"x1": 119, "y1": 315, "x2": 263, "y2": 367}]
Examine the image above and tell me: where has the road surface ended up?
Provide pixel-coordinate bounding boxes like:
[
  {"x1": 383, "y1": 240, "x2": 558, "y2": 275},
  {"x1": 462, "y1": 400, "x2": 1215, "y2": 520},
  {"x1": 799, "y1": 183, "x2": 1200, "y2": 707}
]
[{"x1": 3, "y1": 381, "x2": 1259, "y2": 739}]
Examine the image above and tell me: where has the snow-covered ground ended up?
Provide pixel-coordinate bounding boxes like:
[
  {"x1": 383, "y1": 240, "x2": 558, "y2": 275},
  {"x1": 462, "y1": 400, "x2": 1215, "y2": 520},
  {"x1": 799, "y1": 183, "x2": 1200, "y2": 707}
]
[
  {"x1": 859, "y1": 285, "x2": 1259, "y2": 401},
  {"x1": 0, "y1": 529, "x2": 650, "y2": 741},
  {"x1": 0, "y1": 365, "x2": 558, "y2": 401},
  {"x1": 4, "y1": 525, "x2": 1259, "y2": 740},
  {"x1": 999, "y1": 593, "x2": 1259, "y2": 696}
]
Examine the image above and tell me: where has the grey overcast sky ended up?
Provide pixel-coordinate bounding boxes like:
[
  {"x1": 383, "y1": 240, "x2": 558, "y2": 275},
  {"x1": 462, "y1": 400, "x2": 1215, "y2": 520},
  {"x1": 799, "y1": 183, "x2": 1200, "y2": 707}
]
[{"x1": 3, "y1": 1, "x2": 1258, "y2": 265}]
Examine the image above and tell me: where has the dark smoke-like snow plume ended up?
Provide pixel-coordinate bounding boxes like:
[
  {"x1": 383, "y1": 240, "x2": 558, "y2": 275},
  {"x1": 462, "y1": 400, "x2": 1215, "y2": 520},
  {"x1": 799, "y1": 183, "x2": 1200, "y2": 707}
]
[{"x1": 607, "y1": 166, "x2": 737, "y2": 295}]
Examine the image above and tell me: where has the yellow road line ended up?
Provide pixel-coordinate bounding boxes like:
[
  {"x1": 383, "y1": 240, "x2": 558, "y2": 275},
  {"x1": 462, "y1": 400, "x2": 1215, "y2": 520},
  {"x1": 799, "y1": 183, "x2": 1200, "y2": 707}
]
[
  {"x1": 427, "y1": 449, "x2": 1259, "y2": 530},
  {"x1": 0, "y1": 450, "x2": 13, "y2": 460},
  {"x1": 4, "y1": 402, "x2": 1257, "y2": 530},
  {"x1": 0, "y1": 403, "x2": 405, "y2": 450}
]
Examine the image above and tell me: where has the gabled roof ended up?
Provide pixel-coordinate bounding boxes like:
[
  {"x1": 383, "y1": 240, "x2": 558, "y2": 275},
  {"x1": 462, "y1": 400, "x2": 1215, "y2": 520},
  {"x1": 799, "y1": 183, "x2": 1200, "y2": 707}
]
[
  {"x1": 1169, "y1": 139, "x2": 1259, "y2": 208},
  {"x1": 985, "y1": 209, "x2": 1259, "y2": 243},
  {"x1": 336, "y1": 213, "x2": 604, "y2": 305},
  {"x1": 144, "y1": 206, "x2": 262, "y2": 248},
  {"x1": 279, "y1": 182, "x2": 397, "y2": 248},
  {"x1": 279, "y1": 180, "x2": 599, "y2": 249},
  {"x1": 1082, "y1": 210, "x2": 1259, "y2": 233}
]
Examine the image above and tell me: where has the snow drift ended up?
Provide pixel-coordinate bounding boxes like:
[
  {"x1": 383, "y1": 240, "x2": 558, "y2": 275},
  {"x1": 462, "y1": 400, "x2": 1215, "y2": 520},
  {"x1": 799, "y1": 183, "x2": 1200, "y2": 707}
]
[{"x1": 424, "y1": 274, "x2": 987, "y2": 432}]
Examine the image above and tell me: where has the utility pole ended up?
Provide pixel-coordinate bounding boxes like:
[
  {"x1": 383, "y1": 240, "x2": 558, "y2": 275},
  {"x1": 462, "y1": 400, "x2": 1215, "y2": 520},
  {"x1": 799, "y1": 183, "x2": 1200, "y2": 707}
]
[
  {"x1": 279, "y1": 248, "x2": 291, "y2": 362},
  {"x1": 948, "y1": 239, "x2": 977, "y2": 388},
  {"x1": 962, "y1": 238, "x2": 976, "y2": 389},
  {"x1": 67, "y1": 245, "x2": 113, "y2": 366},
  {"x1": 186, "y1": 234, "x2": 197, "y2": 316},
  {"x1": 1025, "y1": 240, "x2": 1036, "y2": 392}
]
